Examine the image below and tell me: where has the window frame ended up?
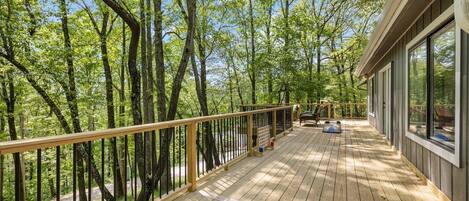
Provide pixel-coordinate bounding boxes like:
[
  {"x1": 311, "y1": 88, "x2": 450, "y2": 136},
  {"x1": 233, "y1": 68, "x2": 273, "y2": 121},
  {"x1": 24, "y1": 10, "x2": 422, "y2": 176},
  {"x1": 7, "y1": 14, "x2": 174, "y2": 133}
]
[{"x1": 404, "y1": 6, "x2": 461, "y2": 167}]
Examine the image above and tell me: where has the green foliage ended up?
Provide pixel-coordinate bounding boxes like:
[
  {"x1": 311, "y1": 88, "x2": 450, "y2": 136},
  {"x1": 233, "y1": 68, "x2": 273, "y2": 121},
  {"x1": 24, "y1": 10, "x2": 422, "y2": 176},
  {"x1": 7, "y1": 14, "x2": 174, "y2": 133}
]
[{"x1": 0, "y1": 0, "x2": 383, "y2": 199}]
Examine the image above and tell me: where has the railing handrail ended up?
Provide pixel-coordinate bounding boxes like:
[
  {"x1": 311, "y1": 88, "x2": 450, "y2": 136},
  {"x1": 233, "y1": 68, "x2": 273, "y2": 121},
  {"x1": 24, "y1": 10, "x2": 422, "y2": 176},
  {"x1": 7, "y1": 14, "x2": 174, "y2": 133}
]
[{"x1": 0, "y1": 106, "x2": 292, "y2": 155}]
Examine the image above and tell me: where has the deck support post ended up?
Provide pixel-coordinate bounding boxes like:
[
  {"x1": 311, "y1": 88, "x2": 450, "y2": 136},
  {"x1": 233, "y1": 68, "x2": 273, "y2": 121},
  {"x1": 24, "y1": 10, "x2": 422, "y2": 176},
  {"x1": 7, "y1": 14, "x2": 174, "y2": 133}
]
[
  {"x1": 187, "y1": 122, "x2": 197, "y2": 192},
  {"x1": 247, "y1": 114, "x2": 253, "y2": 156}
]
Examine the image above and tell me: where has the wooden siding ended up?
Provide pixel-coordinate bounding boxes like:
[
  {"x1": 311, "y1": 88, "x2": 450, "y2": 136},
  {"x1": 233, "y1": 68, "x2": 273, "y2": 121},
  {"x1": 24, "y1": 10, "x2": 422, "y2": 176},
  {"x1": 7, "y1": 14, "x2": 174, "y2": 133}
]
[{"x1": 368, "y1": 0, "x2": 469, "y2": 200}]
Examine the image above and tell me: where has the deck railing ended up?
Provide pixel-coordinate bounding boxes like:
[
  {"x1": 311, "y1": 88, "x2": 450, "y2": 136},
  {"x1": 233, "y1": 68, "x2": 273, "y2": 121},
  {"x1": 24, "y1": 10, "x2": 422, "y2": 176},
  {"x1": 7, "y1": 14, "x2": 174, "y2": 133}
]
[
  {"x1": 0, "y1": 106, "x2": 293, "y2": 201},
  {"x1": 240, "y1": 105, "x2": 294, "y2": 137},
  {"x1": 241, "y1": 103, "x2": 367, "y2": 121},
  {"x1": 299, "y1": 103, "x2": 367, "y2": 120}
]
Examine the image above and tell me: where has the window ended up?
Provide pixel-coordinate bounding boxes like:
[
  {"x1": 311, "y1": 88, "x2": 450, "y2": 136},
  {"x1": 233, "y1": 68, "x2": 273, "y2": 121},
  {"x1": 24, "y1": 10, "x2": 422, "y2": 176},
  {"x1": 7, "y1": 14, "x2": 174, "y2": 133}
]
[
  {"x1": 407, "y1": 21, "x2": 456, "y2": 149},
  {"x1": 405, "y1": 6, "x2": 460, "y2": 167}
]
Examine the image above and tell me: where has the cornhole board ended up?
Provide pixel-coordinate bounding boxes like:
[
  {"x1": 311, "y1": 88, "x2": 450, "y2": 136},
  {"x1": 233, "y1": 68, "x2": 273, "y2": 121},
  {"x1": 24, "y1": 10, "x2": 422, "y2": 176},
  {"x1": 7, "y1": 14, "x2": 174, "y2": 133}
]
[
  {"x1": 323, "y1": 121, "x2": 342, "y2": 134},
  {"x1": 257, "y1": 125, "x2": 271, "y2": 148},
  {"x1": 255, "y1": 125, "x2": 271, "y2": 156}
]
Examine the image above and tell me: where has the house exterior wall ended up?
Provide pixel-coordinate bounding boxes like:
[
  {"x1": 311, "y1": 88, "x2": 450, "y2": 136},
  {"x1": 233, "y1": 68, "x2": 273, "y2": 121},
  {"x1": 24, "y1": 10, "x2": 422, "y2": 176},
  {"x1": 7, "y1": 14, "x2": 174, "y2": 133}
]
[{"x1": 367, "y1": 0, "x2": 468, "y2": 200}]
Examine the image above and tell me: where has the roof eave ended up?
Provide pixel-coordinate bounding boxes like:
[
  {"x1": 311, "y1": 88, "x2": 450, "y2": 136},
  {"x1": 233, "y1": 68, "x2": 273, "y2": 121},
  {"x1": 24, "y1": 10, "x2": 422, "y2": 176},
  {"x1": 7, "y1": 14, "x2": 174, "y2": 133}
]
[{"x1": 355, "y1": 0, "x2": 408, "y2": 77}]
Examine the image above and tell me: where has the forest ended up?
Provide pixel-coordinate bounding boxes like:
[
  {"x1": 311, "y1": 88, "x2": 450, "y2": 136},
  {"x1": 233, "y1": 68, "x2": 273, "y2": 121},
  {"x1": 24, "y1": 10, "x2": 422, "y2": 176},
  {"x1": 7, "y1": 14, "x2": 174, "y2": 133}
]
[{"x1": 0, "y1": 0, "x2": 383, "y2": 200}]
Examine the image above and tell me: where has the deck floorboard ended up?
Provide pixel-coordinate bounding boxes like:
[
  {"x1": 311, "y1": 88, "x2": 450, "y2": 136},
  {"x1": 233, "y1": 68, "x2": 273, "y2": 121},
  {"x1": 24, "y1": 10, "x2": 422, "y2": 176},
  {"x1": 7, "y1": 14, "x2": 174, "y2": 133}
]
[{"x1": 175, "y1": 121, "x2": 439, "y2": 201}]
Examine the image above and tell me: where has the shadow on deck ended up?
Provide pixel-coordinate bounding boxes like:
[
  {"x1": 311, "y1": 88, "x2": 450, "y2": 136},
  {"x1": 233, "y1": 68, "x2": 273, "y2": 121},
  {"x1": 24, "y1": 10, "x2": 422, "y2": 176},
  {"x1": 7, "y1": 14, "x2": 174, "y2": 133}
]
[{"x1": 175, "y1": 120, "x2": 439, "y2": 201}]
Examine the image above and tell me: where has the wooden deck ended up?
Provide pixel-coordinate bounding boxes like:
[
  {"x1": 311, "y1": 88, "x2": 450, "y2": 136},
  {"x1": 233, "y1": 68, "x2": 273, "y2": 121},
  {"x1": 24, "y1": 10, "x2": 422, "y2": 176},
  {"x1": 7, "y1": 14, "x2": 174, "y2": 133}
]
[{"x1": 175, "y1": 121, "x2": 439, "y2": 201}]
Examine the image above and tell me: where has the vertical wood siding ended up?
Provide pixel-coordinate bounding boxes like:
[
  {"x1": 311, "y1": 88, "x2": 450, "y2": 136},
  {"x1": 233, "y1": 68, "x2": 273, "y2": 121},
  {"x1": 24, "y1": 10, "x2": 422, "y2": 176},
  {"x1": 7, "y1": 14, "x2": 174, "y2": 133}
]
[{"x1": 368, "y1": 0, "x2": 468, "y2": 200}]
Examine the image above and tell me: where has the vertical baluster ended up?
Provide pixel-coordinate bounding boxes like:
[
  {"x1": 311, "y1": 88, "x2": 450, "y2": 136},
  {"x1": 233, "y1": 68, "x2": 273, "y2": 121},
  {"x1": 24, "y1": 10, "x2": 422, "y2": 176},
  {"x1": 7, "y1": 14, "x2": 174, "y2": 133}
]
[
  {"x1": 217, "y1": 119, "x2": 223, "y2": 164},
  {"x1": 37, "y1": 149, "x2": 42, "y2": 201},
  {"x1": 236, "y1": 116, "x2": 239, "y2": 157},
  {"x1": 178, "y1": 126, "x2": 182, "y2": 188},
  {"x1": 225, "y1": 118, "x2": 228, "y2": 162},
  {"x1": 231, "y1": 117, "x2": 234, "y2": 160},
  {"x1": 88, "y1": 142, "x2": 92, "y2": 201},
  {"x1": 201, "y1": 122, "x2": 205, "y2": 174},
  {"x1": 134, "y1": 136, "x2": 137, "y2": 200},
  {"x1": 173, "y1": 127, "x2": 176, "y2": 191},
  {"x1": 213, "y1": 120, "x2": 217, "y2": 167},
  {"x1": 196, "y1": 124, "x2": 200, "y2": 177},
  {"x1": 273, "y1": 110, "x2": 277, "y2": 139},
  {"x1": 217, "y1": 119, "x2": 222, "y2": 165},
  {"x1": 73, "y1": 144, "x2": 76, "y2": 201},
  {"x1": 149, "y1": 131, "x2": 156, "y2": 200},
  {"x1": 101, "y1": 139, "x2": 105, "y2": 201},
  {"x1": 151, "y1": 131, "x2": 155, "y2": 200},
  {"x1": 159, "y1": 130, "x2": 162, "y2": 198},
  {"x1": 56, "y1": 146, "x2": 60, "y2": 201},
  {"x1": 143, "y1": 131, "x2": 147, "y2": 197},
  {"x1": 124, "y1": 135, "x2": 128, "y2": 201},
  {"x1": 229, "y1": 118, "x2": 231, "y2": 160},
  {"x1": 112, "y1": 137, "x2": 116, "y2": 199},
  {"x1": 234, "y1": 117, "x2": 237, "y2": 157},
  {"x1": 184, "y1": 125, "x2": 187, "y2": 185}
]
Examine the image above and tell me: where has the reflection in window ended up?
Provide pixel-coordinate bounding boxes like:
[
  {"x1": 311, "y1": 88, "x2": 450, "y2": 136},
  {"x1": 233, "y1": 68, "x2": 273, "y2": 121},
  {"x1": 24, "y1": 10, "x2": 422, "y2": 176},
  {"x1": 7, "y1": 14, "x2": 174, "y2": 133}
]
[
  {"x1": 431, "y1": 22, "x2": 455, "y2": 149},
  {"x1": 408, "y1": 42, "x2": 427, "y2": 137}
]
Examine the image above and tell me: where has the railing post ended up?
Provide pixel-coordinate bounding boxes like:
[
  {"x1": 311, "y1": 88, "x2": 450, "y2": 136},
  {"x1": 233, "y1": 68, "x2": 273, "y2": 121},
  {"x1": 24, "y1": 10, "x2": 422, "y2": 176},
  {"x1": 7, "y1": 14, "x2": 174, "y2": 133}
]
[
  {"x1": 187, "y1": 122, "x2": 197, "y2": 192},
  {"x1": 290, "y1": 106, "x2": 294, "y2": 130},
  {"x1": 283, "y1": 108, "x2": 286, "y2": 134},
  {"x1": 297, "y1": 104, "x2": 301, "y2": 121},
  {"x1": 272, "y1": 110, "x2": 277, "y2": 140},
  {"x1": 350, "y1": 103, "x2": 353, "y2": 119},
  {"x1": 328, "y1": 104, "x2": 331, "y2": 120},
  {"x1": 247, "y1": 114, "x2": 253, "y2": 156}
]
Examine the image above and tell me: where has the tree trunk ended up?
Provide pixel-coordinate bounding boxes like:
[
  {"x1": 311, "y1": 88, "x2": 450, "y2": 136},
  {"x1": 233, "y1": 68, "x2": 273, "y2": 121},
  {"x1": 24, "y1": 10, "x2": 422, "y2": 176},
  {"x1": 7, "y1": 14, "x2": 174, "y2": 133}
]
[
  {"x1": 0, "y1": 111, "x2": 4, "y2": 132},
  {"x1": 138, "y1": 0, "x2": 151, "y2": 195},
  {"x1": 98, "y1": 13, "x2": 126, "y2": 198},
  {"x1": 154, "y1": 0, "x2": 166, "y2": 123},
  {"x1": 100, "y1": 1, "x2": 146, "y2": 200},
  {"x1": 227, "y1": 64, "x2": 234, "y2": 113},
  {"x1": 58, "y1": 1, "x2": 87, "y2": 199},
  {"x1": 248, "y1": 0, "x2": 256, "y2": 104},
  {"x1": 191, "y1": 1, "x2": 221, "y2": 169},
  {"x1": 118, "y1": 19, "x2": 127, "y2": 196},
  {"x1": 1, "y1": 73, "x2": 26, "y2": 201},
  {"x1": 59, "y1": 1, "x2": 115, "y2": 200},
  {"x1": 266, "y1": 0, "x2": 273, "y2": 104},
  {"x1": 316, "y1": 33, "x2": 321, "y2": 102},
  {"x1": 145, "y1": 0, "x2": 156, "y2": 190}
]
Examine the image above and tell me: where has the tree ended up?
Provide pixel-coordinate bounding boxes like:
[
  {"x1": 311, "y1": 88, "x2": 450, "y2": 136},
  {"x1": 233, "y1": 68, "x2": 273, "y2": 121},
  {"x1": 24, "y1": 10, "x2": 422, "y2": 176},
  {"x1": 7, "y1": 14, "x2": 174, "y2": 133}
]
[
  {"x1": 0, "y1": 72, "x2": 25, "y2": 201},
  {"x1": 81, "y1": 1, "x2": 125, "y2": 197}
]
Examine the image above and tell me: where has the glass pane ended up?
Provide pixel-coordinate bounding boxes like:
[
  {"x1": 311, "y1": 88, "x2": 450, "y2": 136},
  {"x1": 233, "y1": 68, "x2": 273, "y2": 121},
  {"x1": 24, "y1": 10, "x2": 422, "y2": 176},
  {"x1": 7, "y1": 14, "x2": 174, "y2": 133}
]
[
  {"x1": 408, "y1": 42, "x2": 427, "y2": 137},
  {"x1": 431, "y1": 22, "x2": 456, "y2": 149}
]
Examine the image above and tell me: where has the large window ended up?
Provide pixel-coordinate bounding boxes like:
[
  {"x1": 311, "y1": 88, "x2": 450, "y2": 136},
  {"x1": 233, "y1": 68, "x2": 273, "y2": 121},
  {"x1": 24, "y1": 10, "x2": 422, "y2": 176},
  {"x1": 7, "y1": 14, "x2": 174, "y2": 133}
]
[{"x1": 407, "y1": 20, "x2": 457, "y2": 150}]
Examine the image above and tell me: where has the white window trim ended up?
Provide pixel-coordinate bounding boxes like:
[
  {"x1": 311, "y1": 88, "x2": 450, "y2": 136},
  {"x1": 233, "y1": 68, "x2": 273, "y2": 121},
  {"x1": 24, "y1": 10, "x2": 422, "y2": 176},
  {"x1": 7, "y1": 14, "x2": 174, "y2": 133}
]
[
  {"x1": 404, "y1": 5, "x2": 461, "y2": 167},
  {"x1": 368, "y1": 75, "x2": 376, "y2": 117},
  {"x1": 455, "y1": 0, "x2": 469, "y2": 33}
]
